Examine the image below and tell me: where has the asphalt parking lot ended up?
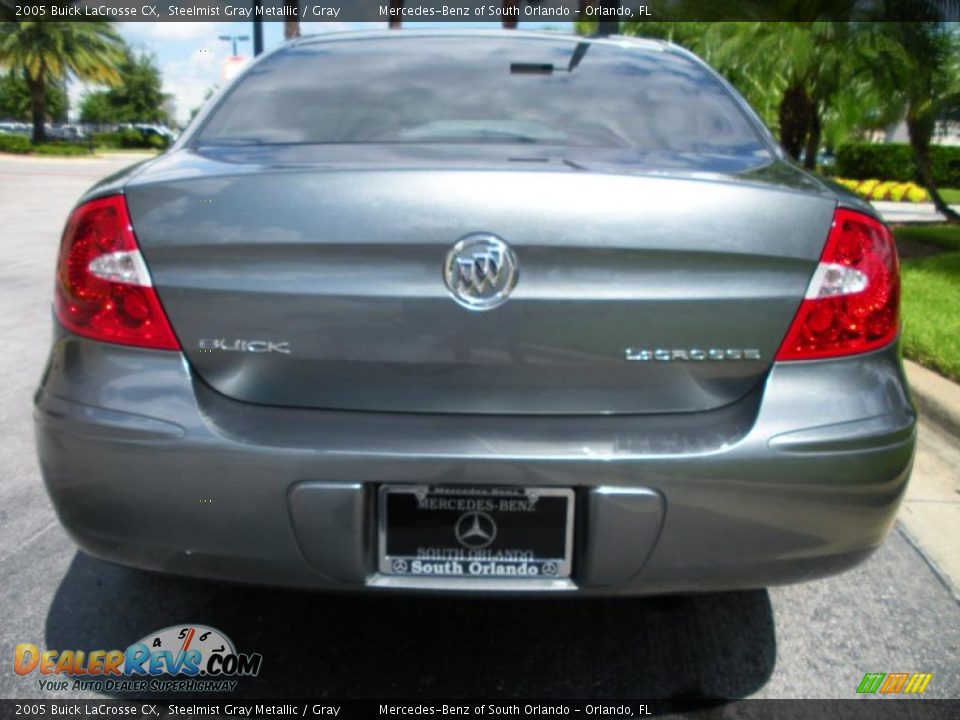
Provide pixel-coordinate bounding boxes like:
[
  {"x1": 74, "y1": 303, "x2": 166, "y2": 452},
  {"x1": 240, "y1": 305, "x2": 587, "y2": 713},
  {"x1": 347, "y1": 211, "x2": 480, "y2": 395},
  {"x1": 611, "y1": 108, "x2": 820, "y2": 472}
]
[{"x1": 1, "y1": 155, "x2": 958, "y2": 700}]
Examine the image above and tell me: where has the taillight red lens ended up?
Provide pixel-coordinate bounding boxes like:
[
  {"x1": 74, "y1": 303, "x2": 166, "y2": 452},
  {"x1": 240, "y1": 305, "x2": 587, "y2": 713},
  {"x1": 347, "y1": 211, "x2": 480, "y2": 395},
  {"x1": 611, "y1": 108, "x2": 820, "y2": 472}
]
[
  {"x1": 775, "y1": 208, "x2": 899, "y2": 361},
  {"x1": 54, "y1": 195, "x2": 180, "y2": 350}
]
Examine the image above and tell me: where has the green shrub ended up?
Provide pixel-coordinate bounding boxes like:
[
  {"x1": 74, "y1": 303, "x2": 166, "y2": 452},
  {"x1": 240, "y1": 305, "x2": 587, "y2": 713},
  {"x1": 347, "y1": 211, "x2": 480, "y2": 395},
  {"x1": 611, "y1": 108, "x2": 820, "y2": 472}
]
[
  {"x1": 836, "y1": 142, "x2": 960, "y2": 188},
  {"x1": 90, "y1": 131, "x2": 121, "y2": 148},
  {"x1": 91, "y1": 129, "x2": 142, "y2": 148},
  {"x1": 92, "y1": 129, "x2": 169, "y2": 150},
  {"x1": 119, "y1": 128, "x2": 148, "y2": 148},
  {"x1": 32, "y1": 143, "x2": 92, "y2": 156},
  {"x1": 0, "y1": 134, "x2": 32, "y2": 154}
]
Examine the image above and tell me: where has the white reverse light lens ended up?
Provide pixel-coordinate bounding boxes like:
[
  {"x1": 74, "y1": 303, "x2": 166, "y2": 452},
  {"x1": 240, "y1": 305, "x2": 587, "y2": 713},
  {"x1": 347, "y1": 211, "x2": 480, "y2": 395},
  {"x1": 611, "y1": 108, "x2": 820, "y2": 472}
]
[
  {"x1": 87, "y1": 250, "x2": 153, "y2": 287},
  {"x1": 805, "y1": 262, "x2": 868, "y2": 299}
]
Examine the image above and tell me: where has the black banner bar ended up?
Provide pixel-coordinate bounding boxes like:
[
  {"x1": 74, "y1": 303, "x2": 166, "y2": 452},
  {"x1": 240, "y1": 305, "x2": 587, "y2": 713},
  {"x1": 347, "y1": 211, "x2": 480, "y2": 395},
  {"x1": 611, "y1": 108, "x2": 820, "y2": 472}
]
[
  {"x1": 2, "y1": 700, "x2": 960, "y2": 720},
  {"x1": 3, "y1": 0, "x2": 959, "y2": 23}
]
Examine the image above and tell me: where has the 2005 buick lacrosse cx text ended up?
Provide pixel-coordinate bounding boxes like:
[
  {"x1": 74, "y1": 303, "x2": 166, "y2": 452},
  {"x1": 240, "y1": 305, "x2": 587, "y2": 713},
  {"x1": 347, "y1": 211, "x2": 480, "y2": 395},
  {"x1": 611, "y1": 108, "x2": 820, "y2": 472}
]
[{"x1": 34, "y1": 30, "x2": 916, "y2": 595}]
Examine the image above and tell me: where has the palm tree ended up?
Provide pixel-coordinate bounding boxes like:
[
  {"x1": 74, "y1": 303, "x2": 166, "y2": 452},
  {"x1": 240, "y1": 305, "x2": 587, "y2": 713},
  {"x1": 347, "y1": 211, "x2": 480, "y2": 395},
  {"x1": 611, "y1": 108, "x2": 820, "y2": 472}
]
[
  {"x1": 695, "y1": 20, "x2": 876, "y2": 169},
  {"x1": 870, "y1": 20, "x2": 960, "y2": 221},
  {"x1": 0, "y1": 19, "x2": 124, "y2": 143},
  {"x1": 818, "y1": 73, "x2": 898, "y2": 153},
  {"x1": 622, "y1": 4, "x2": 876, "y2": 169},
  {"x1": 617, "y1": 21, "x2": 787, "y2": 132}
]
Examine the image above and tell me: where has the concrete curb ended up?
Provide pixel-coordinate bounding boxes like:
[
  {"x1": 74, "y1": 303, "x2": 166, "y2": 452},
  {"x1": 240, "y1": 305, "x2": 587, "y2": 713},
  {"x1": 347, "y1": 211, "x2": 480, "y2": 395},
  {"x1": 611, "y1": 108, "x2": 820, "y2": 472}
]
[
  {"x1": 873, "y1": 200, "x2": 960, "y2": 224},
  {"x1": 905, "y1": 360, "x2": 960, "y2": 437}
]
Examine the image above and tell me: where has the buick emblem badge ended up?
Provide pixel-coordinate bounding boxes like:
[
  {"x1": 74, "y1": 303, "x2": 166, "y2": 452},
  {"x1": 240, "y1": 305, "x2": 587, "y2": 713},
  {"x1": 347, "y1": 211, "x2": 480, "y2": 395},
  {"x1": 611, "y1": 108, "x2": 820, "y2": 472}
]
[{"x1": 443, "y1": 233, "x2": 518, "y2": 311}]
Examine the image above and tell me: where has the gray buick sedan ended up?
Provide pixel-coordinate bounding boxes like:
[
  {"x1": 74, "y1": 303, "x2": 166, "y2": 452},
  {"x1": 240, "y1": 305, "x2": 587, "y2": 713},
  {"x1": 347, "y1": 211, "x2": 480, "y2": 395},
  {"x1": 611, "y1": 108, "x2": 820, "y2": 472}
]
[{"x1": 34, "y1": 31, "x2": 916, "y2": 594}]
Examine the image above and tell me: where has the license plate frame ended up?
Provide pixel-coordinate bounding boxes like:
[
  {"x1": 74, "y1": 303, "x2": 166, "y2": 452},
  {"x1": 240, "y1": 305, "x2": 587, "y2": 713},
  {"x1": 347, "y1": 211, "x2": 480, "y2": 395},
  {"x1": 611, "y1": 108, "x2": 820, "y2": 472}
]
[{"x1": 377, "y1": 485, "x2": 575, "y2": 580}]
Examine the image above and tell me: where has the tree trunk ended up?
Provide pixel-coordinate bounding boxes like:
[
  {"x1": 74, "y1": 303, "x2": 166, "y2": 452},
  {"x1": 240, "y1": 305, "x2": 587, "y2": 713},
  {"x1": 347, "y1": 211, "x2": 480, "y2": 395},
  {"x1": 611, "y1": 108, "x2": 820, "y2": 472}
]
[
  {"x1": 778, "y1": 83, "x2": 811, "y2": 161},
  {"x1": 283, "y1": 0, "x2": 300, "y2": 39},
  {"x1": 502, "y1": 0, "x2": 518, "y2": 28},
  {"x1": 26, "y1": 71, "x2": 46, "y2": 144},
  {"x1": 908, "y1": 112, "x2": 959, "y2": 222},
  {"x1": 803, "y1": 108, "x2": 821, "y2": 170}
]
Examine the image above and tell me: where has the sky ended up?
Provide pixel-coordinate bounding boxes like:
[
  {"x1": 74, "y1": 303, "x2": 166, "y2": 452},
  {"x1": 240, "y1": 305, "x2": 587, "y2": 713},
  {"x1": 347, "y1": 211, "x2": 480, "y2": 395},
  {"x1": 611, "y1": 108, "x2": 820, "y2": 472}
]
[{"x1": 86, "y1": 21, "x2": 574, "y2": 126}]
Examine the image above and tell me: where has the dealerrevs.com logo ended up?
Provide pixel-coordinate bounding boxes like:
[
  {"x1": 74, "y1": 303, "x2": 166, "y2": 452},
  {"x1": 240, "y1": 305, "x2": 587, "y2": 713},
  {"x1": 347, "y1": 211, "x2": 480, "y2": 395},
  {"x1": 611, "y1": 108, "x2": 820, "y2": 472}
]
[{"x1": 14, "y1": 625, "x2": 262, "y2": 693}]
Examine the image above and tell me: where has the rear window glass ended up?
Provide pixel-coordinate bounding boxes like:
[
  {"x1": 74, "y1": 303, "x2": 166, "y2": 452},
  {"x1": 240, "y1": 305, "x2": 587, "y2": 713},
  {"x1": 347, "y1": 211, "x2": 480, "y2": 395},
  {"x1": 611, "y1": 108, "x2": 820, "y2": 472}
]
[{"x1": 195, "y1": 36, "x2": 768, "y2": 156}]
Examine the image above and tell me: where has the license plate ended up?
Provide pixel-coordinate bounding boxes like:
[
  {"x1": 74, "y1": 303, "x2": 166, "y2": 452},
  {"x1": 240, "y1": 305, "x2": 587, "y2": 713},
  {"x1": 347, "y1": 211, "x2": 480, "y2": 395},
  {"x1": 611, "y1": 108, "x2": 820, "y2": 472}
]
[{"x1": 378, "y1": 486, "x2": 574, "y2": 580}]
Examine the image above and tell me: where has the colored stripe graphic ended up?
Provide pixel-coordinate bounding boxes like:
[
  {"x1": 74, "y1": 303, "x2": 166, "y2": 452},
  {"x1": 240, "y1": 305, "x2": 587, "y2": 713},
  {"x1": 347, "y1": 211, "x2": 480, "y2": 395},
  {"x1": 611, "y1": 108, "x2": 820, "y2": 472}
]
[
  {"x1": 857, "y1": 673, "x2": 886, "y2": 694},
  {"x1": 856, "y1": 672, "x2": 932, "y2": 694},
  {"x1": 904, "y1": 673, "x2": 933, "y2": 694},
  {"x1": 880, "y1": 672, "x2": 910, "y2": 693}
]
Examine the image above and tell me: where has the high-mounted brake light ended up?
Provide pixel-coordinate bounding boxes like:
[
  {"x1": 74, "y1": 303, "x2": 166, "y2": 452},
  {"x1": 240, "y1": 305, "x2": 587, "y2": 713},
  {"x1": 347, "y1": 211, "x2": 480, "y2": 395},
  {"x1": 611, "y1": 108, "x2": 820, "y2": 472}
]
[
  {"x1": 775, "y1": 208, "x2": 899, "y2": 361},
  {"x1": 54, "y1": 195, "x2": 180, "y2": 350}
]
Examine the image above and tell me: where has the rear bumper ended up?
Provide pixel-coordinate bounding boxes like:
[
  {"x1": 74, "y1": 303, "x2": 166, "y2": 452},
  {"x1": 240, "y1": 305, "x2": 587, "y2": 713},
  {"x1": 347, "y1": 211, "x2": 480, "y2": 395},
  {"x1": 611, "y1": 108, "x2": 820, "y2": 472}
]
[{"x1": 34, "y1": 330, "x2": 916, "y2": 595}]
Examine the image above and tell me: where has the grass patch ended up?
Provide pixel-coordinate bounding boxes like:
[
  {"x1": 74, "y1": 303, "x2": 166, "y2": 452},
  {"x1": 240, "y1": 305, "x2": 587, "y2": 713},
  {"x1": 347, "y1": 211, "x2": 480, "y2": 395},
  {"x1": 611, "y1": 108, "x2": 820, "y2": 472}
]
[
  {"x1": 31, "y1": 143, "x2": 93, "y2": 156},
  {"x1": 0, "y1": 134, "x2": 32, "y2": 153},
  {"x1": 94, "y1": 147, "x2": 160, "y2": 155},
  {"x1": 0, "y1": 136, "x2": 94, "y2": 156},
  {"x1": 939, "y1": 188, "x2": 960, "y2": 204},
  {"x1": 899, "y1": 222, "x2": 960, "y2": 381},
  {"x1": 893, "y1": 223, "x2": 960, "y2": 255}
]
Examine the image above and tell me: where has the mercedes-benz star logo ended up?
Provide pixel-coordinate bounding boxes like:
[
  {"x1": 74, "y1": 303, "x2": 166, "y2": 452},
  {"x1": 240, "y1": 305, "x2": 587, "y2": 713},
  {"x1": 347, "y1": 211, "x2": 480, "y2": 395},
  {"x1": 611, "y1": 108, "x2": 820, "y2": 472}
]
[
  {"x1": 443, "y1": 233, "x2": 518, "y2": 311},
  {"x1": 454, "y1": 511, "x2": 498, "y2": 549}
]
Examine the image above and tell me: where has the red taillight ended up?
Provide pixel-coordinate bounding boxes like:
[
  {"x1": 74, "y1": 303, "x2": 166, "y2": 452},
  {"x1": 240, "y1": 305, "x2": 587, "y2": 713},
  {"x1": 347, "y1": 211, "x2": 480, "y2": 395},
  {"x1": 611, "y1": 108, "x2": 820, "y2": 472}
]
[
  {"x1": 54, "y1": 195, "x2": 180, "y2": 351},
  {"x1": 775, "y1": 208, "x2": 899, "y2": 361}
]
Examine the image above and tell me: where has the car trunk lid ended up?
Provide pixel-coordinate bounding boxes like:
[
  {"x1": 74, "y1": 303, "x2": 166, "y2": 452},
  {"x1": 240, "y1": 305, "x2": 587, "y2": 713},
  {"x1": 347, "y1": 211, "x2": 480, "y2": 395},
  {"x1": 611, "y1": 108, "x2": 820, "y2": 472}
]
[{"x1": 125, "y1": 147, "x2": 835, "y2": 415}]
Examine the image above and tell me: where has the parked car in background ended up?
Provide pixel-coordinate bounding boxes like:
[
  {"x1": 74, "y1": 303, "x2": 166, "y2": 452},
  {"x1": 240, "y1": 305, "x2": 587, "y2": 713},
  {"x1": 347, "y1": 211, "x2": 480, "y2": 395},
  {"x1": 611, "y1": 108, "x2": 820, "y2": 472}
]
[
  {"x1": 46, "y1": 124, "x2": 87, "y2": 141},
  {"x1": 146, "y1": 124, "x2": 176, "y2": 141},
  {"x1": 120, "y1": 123, "x2": 177, "y2": 143},
  {"x1": 34, "y1": 31, "x2": 915, "y2": 595},
  {"x1": 0, "y1": 121, "x2": 31, "y2": 136}
]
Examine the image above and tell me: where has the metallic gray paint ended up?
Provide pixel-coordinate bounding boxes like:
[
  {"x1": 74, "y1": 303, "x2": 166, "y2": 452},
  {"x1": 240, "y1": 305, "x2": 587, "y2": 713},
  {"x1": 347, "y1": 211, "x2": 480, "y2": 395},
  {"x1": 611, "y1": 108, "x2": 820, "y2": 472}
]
[
  {"x1": 121, "y1": 153, "x2": 836, "y2": 414},
  {"x1": 34, "y1": 31, "x2": 916, "y2": 594},
  {"x1": 35, "y1": 329, "x2": 914, "y2": 594}
]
